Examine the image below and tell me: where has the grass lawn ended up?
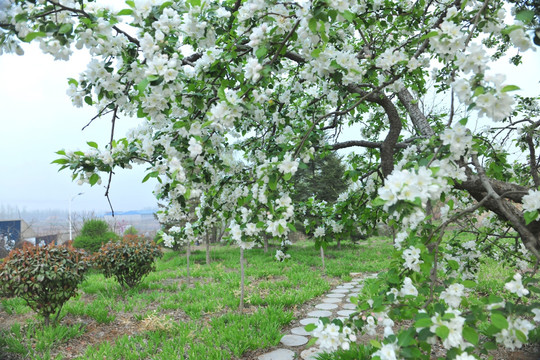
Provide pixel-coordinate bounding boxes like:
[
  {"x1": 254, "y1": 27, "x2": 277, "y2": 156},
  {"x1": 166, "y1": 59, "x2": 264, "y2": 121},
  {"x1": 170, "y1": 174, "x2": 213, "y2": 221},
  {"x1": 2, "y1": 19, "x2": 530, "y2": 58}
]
[{"x1": 0, "y1": 238, "x2": 393, "y2": 360}]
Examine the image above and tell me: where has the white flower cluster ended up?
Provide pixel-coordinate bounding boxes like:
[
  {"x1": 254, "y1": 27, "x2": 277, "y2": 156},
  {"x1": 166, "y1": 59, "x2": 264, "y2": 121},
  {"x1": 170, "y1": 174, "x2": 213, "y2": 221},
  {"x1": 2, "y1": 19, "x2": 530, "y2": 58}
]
[
  {"x1": 275, "y1": 249, "x2": 290, "y2": 262},
  {"x1": 430, "y1": 309, "x2": 468, "y2": 349},
  {"x1": 440, "y1": 123, "x2": 472, "y2": 159},
  {"x1": 439, "y1": 283, "x2": 466, "y2": 308},
  {"x1": 313, "y1": 226, "x2": 326, "y2": 238},
  {"x1": 402, "y1": 246, "x2": 422, "y2": 272},
  {"x1": 372, "y1": 342, "x2": 400, "y2": 360},
  {"x1": 399, "y1": 277, "x2": 418, "y2": 297},
  {"x1": 522, "y1": 189, "x2": 540, "y2": 213},
  {"x1": 312, "y1": 321, "x2": 356, "y2": 352},
  {"x1": 504, "y1": 273, "x2": 529, "y2": 297},
  {"x1": 378, "y1": 167, "x2": 443, "y2": 209},
  {"x1": 495, "y1": 316, "x2": 535, "y2": 350}
]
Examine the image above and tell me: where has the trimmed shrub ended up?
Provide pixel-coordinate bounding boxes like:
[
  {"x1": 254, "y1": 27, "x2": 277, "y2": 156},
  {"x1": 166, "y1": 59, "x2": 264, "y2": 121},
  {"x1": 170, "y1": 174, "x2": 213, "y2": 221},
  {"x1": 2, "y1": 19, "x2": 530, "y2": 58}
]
[
  {"x1": 0, "y1": 246, "x2": 89, "y2": 325},
  {"x1": 73, "y1": 219, "x2": 118, "y2": 253},
  {"x1": 93, "y1": 235, "x2": 162, "y2": 289}
]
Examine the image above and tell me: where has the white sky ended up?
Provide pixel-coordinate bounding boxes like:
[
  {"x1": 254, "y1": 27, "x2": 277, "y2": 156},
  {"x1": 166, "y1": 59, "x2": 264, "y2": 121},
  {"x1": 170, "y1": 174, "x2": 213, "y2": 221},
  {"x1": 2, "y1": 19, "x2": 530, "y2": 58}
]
[
  {"x1": 0, "y1": 32, "x2": 539, "y2": 213},
  {"x1": 0, "y1": 44, "x2": 157, "y2": 213}
]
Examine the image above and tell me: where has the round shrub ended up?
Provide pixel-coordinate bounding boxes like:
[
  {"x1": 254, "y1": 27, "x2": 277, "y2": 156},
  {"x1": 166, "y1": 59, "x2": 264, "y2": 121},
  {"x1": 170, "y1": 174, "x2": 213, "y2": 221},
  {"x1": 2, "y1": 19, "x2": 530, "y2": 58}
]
[
  {"x1": 0, "y1": 246, "x2": 89, "y2": 325},
  {"x1": 73, "y1": 219, "x2": 118, "y2": 253},
  {"x1": 93, "y1": 235, "x2": 162, "y2": 290}
]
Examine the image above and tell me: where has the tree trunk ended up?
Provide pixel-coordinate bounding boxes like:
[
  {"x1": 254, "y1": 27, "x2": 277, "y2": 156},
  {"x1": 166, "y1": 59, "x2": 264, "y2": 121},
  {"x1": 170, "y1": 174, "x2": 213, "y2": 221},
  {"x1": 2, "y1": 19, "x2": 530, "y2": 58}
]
[
  {"x1": 264, "y1": 234, "x2": 268, "y2": 253},
  {"x1": 320, "y1": 245, "x2": 326, "y2": 272},
  {"x1": 239, "y1": 247, "x2": 245, "y2": 311},
  {"x1": 337, "y1": 238, "x2": 341, "y2": 250},
  {"x1": 186, "y1": 241, "x2": 191, "y2": 285},
  {"x1": 205, "y1": 232, "x2": 211, "y2": 265}
]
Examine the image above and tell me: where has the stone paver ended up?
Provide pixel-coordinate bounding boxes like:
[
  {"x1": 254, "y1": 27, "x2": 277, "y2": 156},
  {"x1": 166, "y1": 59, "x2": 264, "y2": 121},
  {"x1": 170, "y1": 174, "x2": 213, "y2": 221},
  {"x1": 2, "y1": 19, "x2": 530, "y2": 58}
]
[
  {"x1": 322, "y1": 297, "x2": 341, "y2": 303},
  {"x1": 299, "y1": 318, "x2": 319, "y2": 325},
  {"x1": 337, "y1": 310, "x2": 356, "y2": 317},
  {"x1": 280, "y1": 334, "x2": 308, "y2": 346},
  {"x1": 256, "y1": 273, "x2": 375, "y2": 360},
  {"x1": 307, "y1": 310, "x2": 332, "y2": 317},
  {"x1": 258, "y1": 348, "x2": 296, "y2": 360},
  {"x1": 301, "y1": 347, "x2": 325, "y2": 360},
  {"x1": 291, "y1": 326, "x2": 312, "y2": 336},
  {"x1": 326, "y1": 293, "x2": 346, "y2": 298},
  {"x1": 315, "y1": 303, "x2": 338, "y2": 310}
]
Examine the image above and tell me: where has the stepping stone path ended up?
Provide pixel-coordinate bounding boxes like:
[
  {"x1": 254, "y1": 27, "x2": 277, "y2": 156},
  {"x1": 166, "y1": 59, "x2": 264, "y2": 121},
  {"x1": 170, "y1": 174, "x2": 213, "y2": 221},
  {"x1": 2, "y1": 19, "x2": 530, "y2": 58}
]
[{"x1": 257, "y1": 273, "x2": 376, "y2": 360}]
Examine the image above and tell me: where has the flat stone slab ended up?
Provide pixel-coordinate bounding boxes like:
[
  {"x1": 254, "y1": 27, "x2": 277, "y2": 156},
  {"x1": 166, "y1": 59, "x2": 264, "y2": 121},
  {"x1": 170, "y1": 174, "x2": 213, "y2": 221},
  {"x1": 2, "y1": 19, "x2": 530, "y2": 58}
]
[
  {"x1": 350, "y1": 272, "x2": 363, "y2": 277},
  {"x1": 258, "y1": 348, "x2": 295, "y2": 360},
  {"x1": 315, "y1": 303, "x2": 338, "y2": 310},
  {"x1": 299, "y1": 317, "x2": 319, "y2": 325},
  {"x1": 291, "y1": 326, "x2": 312, "y2": 336},
  {"x1": 301, "y1": 347, "x2": 325, "y2": 360},
  {"x1": 332, "y1": 289, "x2": 349, "y2": 293},
  {"x1": 308, "y1": 310, "x2": 332, "y2": 317},
  {"x1": 337, "y1": 310, "x2": 357, "y2": 317},
  {"x1": 280, "y1": 334, "x2": 308, "y2": 347},
  {"x1": 342, "y1": 303, "x2": 357, "y2": 310},
  {"x1": 326, "y1": 293, "x2": 346, "y2": 298},
  {"x1": 322, "y1": 297, "x2": 341, "y2": 303}
]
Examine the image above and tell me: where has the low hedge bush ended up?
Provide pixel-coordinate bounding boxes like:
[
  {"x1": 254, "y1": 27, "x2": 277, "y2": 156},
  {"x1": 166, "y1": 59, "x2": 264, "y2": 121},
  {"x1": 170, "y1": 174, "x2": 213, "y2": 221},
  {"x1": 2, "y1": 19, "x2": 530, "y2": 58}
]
[
  {"x1": 0, "y1": 245, "x2": 89, "y2": 325},
  {"x1": 93, "y1": 235, "x2": 162, "y2": 290}
]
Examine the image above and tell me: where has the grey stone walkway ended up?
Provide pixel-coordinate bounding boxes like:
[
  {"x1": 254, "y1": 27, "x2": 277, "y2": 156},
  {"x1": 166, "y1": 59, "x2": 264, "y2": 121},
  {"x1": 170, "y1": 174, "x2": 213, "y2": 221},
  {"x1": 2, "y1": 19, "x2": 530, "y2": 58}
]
[{"x1": 256, "y1": 273, "x2": 374, "y2": 360}]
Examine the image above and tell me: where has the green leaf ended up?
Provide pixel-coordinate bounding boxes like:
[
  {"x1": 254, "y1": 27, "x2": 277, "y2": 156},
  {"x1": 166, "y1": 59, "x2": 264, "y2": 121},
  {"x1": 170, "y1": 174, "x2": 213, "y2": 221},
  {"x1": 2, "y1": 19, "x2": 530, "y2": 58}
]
[
  {"x1": 268, "y1": 174, "x2": 277, "y2": 191},
  {"x1": 462, "y1": 326, "x2": 478, "y2": 345},
  {"x1": 462, "y1": 280, "x2": 476, "y2": 288},
  {"x1": 515, "y1": 329, "x2": 527, "y2": 343},
  {"x1": 58, "y1": 23, "x2": 73, "y2": 34},
  {"x1": 397, "y1": 328, "x2": 415, "y2": 347},
  {"x1": 311, "y1": 48, "x2": 322, "y2": 58},
  {"x1": 371, "y1": 197, "x2": 386, "y2": 207},
  {"x1": 484, "y1": 341, "x2": 497, "y2": 350},
  {"x1": 435, "y1": 325, "x2": 449, "y2": 340},
  {"x1": 501, "y1": 85, "x2": 520, "y2": 92},
  {"x1": 420, "y1": 31, "x2": 438, "y2": 40},
  {"x1": 255, "y1": 46, "x2": 267, "y2": 59},
  {"x1": 473, "y1": 86, "x2": 485, "y2": 96},
  {"x1": 370, "y1": 339, "x2": 382, "y2": 349},
  {"x1": 159, "y1": 1, "x2": 173, "y2": 11},
  {"x1": 516, "y1": 10, "x2": 534, "y2": 24},
  {"x1": 491, "y1": 312, "x2": 508, "y2": 330},
  {"x1": 84, "y1": 96, "x2": 93, "y2": 106},
  {"x1": 51, "y1": 159, "x2": 69, "y2": 165},
  {"x1": 308, "y1": 17, "x2": 318, "y2": 33},
  {"x1": 117, "y1": 8, "x2": 134, "y2": 16},
  {"x1": 501, "y1": 25, "x2": 521, "y2": 35},
  {"x1": 459, "y1": 117, "x2": 468, "y2": 126},
  {"x1": 524, "y1": 210, "x2": 538, "y2": 225},
  {"x1": 89, "y1": 173, "x2": 100, "y2": 186},
  {"x1": 23, "y1": 32, "x2": 46, "y2": 42},
  {"x1": 137, "y1": 78, "x2": 149, "y2": 95},
  {"x1": 304, "y1": 323, "x2": 317, "y2": 332},
  {"x1": 342, "y1": 10, "x2": 355, "y2": 21},
  {"x1": 415, "y1": 317, "x2": 433, "y2": 328},
  {"x1": 287, "y1": 223, "x2": 296, "y2": 232},
  {"x1": 87, "y1": 141, "x2": 98, "y2": 149}
]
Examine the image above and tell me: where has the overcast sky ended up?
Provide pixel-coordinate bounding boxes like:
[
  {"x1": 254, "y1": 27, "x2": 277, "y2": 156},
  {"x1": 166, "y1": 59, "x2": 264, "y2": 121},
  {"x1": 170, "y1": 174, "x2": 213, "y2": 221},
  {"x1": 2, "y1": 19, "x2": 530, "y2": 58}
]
[
  {"x1": 0, "y1": 35, "x2": 538, "y2": 213},
  {"x1": 0, "y1": 44, "x2": 158, "y2": 213}
]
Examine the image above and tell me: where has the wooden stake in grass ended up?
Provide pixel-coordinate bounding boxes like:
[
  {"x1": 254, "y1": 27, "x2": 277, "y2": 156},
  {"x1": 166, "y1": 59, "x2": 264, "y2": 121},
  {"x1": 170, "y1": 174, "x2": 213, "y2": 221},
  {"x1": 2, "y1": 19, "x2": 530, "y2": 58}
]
[
  {"x1": 205, "y1": 232, "x2": 211, "y2": 265},
  {"x1": 239, "y1": 247, "x2": 245, "y2": 311},
  {"x1": 320, "y1": 245, "x2": 326, "y2": 272},
  {"x1": 186, "y1": 240, "x2": 191, "y2": 285}
]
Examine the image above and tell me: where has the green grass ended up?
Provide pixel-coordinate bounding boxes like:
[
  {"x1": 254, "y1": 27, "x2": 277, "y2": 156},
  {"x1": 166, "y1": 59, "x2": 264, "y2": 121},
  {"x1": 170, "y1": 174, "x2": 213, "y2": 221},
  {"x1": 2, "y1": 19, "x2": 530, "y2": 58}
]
[{"x1": 0, "y1": 239, "x2": 392, "y2": 360}]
